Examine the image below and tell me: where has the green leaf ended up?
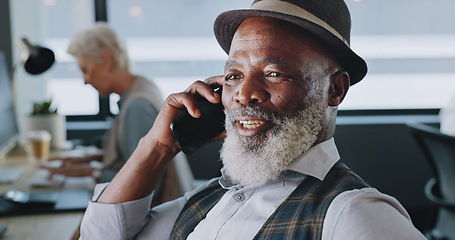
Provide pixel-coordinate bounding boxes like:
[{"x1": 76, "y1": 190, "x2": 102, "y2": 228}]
[{"x1": 31, "y1": 99, "x2": 58, "y2": 115}]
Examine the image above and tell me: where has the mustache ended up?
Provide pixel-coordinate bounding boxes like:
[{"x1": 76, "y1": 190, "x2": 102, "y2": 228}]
[
  {"x1": 225, "y1": 106, "x2": 282, "y2": 122},
  {"x1": 225, "y1": 106, "x2": 288, "y2": 132}
]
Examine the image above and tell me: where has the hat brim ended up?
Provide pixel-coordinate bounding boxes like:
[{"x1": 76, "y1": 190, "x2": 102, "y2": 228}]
[{"x1": 214, "y1": 9, "x2": 367, "y2": 86}]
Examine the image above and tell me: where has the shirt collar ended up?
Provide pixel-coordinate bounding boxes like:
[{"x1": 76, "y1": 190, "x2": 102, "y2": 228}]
[{"x1": 287, "y1": 137, "x2": 340, "y2": 181}]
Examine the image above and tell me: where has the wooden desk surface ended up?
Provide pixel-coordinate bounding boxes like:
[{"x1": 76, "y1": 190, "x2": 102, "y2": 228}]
[{"x1": 0, "y1": 153, "x2": 85, "y2": 240}]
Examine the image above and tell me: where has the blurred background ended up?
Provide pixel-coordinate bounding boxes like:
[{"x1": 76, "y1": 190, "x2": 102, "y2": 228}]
[{"x1": 1, "y1": 0, "x2": 455, "y2": 233}]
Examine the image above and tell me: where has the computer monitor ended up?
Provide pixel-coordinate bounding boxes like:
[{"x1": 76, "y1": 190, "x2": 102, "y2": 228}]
[{"x1": 0, "y1": 51, "x2": 19, "y2": 156}]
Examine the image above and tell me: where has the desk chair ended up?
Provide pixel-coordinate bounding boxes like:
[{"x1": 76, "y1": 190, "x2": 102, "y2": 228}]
[{"x1": 407, "y1": 123, "x2": 455, "y2": 240}]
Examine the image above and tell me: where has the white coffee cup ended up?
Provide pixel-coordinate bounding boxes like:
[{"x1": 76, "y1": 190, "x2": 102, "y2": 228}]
[{"x1": 27, "y1": 130, "x2": 51, "y2": 162}]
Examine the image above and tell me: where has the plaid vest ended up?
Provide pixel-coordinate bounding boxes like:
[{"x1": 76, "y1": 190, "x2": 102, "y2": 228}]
[{"x1": 170, "y1": 162, "x2": 369, "y2": 240}]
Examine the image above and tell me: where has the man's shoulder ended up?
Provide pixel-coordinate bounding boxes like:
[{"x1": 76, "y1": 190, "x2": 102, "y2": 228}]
[{"x1": 322, "y1": 187, "x2": 426, "y2": 239}]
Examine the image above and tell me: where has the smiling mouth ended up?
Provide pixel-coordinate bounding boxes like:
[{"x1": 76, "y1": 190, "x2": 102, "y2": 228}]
[{"x1": 239, "y1": 120, "x2": 265, "y2": 129}]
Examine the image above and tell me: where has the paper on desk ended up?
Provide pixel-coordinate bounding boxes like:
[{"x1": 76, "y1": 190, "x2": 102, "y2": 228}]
[
  {"x1": 58, "y1": 146, "x2": 103, "y2": 159},
  {"x1": 0, "y1": 166, "x2": 25, "y2": 184},
  {"x1": 42, "y1": 160, "x2": 63, "y2": 168},
  {"x1": 38, "y1": 159, "x2": 97, "y2": 190},
  {"x1": 29, "y1": 169, "x2": 65, "y2": 187},
  {"x1": 64, "y1": 176, "x2": 96, "y2": 190},
  {"x1": 29, "y1": 169, "x2": 96, "y2": 189}
]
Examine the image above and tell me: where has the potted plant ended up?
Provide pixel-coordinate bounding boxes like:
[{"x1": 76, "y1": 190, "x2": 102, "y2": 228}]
[
  {"x1": 31, "y1": 100, "x2": 58, "y2": 115},
  {"x1": 24, "y1": 100, "x2": 66, "y2": 149}
]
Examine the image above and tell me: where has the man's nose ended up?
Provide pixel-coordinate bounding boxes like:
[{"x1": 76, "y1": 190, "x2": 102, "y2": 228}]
[{"x1": 233, "y1": 77, "x2": 269, "y2": 105}]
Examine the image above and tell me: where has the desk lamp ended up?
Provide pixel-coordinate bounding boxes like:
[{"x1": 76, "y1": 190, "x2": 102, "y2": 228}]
[
  {"x1": 11, "y1": 38, "x2": 55, "y2": 89},
  {"x1": 18, "y1": 38, "x2": 55, "y2": 75}
]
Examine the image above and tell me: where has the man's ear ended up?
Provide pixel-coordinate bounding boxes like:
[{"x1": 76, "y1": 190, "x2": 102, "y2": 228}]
[
  {"x1": 328, "y1": 71, "x2": 350, "y2": 106},
  {"x1": 100, "y1": 50, "x2": 115, "y2": 71}
]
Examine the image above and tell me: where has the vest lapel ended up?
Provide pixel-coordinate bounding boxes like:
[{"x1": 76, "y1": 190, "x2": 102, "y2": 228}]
[
  {"x1": 253, "y1": 162, "x2": 369, "y2": 240},
  {"x1": 170, "y1": 180, "x2": 227, "y2": 240}
]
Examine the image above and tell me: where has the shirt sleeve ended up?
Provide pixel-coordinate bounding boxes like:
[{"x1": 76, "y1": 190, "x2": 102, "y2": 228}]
[
  {"x1": 79, "y1": 183, "x2": 153, "y2": 240},
  {"x1": 322, "y1": 187, "x2": 427, "y2": 240},
  {"x1": 121, "y1": 98, "x2": 159, "y2": 160},
  {"x1": 79, "y1": 179, "x2": 218, "y2": 240}
]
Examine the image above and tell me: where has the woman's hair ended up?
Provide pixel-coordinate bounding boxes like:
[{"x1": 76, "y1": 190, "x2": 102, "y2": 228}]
[{"x1": 67, "y1": 22, "x2": 130, "y2": 73}]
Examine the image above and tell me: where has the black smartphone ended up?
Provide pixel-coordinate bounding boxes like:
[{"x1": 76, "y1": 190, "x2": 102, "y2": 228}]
[{"x1": 171, "y1": 88, "x2": 225, "y2": 154}]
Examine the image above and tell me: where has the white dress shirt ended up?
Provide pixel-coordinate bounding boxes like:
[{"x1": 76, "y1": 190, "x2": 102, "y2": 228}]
[{"x1": 80, "y1": 138, "x2": 426, "y2": 240}]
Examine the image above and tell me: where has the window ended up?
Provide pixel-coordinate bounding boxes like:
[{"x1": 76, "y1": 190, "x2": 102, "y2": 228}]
[
  {"x1": 44, "y1": 0, "x2": 102, "y2": 117},
  {"x1": 10, "y1": 0, "x2": 98, "y2": 119},
  {"x1": 343, "y1": 0, "x2": 455, "y2": 110},
  {"x1": 109, "y1": 0, "x2": 455, "y2": 111},
  {"x1": 107, "y1": 0, "x2": 249, "y2": 98},
  {"x1": 11, "y1": 0, "x2": 455, "y2": 121}
]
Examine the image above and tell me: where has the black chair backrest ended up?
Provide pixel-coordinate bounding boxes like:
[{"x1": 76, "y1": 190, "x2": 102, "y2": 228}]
[{"x1": 407, "y1": 122, "x2": 455, "y2": 202}]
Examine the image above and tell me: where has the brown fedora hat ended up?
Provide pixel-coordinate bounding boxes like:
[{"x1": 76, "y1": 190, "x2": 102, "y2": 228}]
[{"x1": 214, "y1": 0, "x2": 367, "y2": 86}]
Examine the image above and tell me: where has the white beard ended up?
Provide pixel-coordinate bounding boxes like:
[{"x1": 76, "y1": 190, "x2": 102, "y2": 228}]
[{"x1": 220, "y1": 104, "x2": 325, "y2": 187}]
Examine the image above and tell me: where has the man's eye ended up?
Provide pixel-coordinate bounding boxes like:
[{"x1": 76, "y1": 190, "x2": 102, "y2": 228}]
[
  {"x1": 268, "y1": 72, "x2": 282, "y2": 77},
  {"x1": 226, "y1": 74, "x2": 240, "y2": 81}
]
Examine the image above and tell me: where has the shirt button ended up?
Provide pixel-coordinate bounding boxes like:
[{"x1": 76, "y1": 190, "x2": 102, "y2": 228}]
[{"x1": 235, "y1": 193, "x2": 245, "y2": 202}]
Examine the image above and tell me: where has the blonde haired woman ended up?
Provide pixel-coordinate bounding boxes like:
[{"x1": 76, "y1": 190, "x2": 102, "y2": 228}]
[{"x1": 48, "y1": 23, "x2": 193, "y2": 197}]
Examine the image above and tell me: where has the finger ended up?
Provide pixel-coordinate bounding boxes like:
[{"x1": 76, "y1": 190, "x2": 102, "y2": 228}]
[
  {"x1": 204, "y1": 75, "x2": 224, "y2": 88},
  {"x1": 44, "y1": 168, "x2": 63, "y2": 179},
  {"x1": 144, "y1": 80, "x2": 225, "y2": 152},
  {"x1": 166, "y1": 92, "x2": 201, "y2": 118},
  {"x1": 45, "y1": 166, "x2": 94, "y2": 177},
  {"x1": 165, "y1": 79, "x2": 224, "y2": 121},
  {"x1": 147, "y1": 92, "x2": 202, "y2": 149},
  {"x1": 63, "y1": 160, "x2": 73, "y2": 168},
  {"x1": 185, "y1": 81, "x2": 221, "y2": 104}
]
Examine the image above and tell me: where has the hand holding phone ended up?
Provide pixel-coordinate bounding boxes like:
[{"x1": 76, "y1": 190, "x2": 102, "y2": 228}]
[{"x1": 172, "y1": 87, "x2": 225, "y2": 154}]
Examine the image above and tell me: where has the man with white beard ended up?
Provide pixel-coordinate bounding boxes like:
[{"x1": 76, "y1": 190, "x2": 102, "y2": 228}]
[
  {"x1": 221, "y1": 104, "x2": 324, "y2": 187},
  {"x1": 79, "y1": 0, "x2": 426, "y2": 239}
]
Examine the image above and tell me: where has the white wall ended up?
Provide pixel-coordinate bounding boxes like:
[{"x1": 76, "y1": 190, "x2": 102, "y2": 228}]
[{"x1": 10, "y1": 0, "x2": 53, "y2": 143}]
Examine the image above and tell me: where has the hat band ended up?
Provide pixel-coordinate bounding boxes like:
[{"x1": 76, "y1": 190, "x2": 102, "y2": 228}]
[{"x1": 250, "y1": 0, "x2": 349, "y2": 46}]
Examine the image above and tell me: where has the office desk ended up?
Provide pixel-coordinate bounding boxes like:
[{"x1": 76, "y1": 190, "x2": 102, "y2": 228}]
[{"x1": 0, "y1": 153, "x2": 85, "y2": 240}]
